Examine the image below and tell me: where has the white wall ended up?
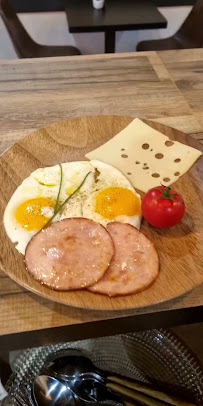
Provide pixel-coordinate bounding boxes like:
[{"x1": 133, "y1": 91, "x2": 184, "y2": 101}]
[{"x1": 0, "y1": 6, "x2": 192, "y2": 59}]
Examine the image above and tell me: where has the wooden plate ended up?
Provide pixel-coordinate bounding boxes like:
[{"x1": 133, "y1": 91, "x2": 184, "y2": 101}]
[{"x1": 0, "y1": 116, "x2": 202, "y2": 310}]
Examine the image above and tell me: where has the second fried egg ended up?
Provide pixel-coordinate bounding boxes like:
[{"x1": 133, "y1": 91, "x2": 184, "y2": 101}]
[{"x1": 83, "y1": 160, "x2": 142, "y2": 229}]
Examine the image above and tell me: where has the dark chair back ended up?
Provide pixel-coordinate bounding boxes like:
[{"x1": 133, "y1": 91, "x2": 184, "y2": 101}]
[
  {"x1": 0, "y1": 0, "x2": 81, "y2": 57},
  {"x1": 137, "y1": 0, "x2": 203, "y2": 52},
  {"x1": 0, "y1": 0, "x2": 39, "y2": 58},
  {"x1": 176, "y1": 0, "x2": 203, "y2": 48}
]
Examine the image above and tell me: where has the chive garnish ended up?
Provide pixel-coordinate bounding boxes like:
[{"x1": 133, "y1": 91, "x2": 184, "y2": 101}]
[
  {"x1": 54, "y1": 164, "x2": 63, "y2": 214},
  {"x1": 37, "y1": 181, "x2": 56, "y2": 187},
  {"x1": 45, "y1": 171, "x2": 91, "y2": 228}
]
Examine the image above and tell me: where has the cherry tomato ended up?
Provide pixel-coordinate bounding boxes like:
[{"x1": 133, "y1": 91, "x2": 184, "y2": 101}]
[{"x1": 142, "y1": 186, "x2": 185, "y2": 228}]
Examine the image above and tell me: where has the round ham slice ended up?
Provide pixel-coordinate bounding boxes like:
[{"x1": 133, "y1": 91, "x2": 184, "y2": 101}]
[
  {"x1": 25, "y1": 218, "x2": 114, "y2": 291},
  {"x1": 88, "y1": 222, "x2": 159, "y2": 297}
]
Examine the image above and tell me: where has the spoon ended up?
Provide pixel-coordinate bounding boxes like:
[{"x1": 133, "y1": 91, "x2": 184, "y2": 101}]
[
  {"x1": 45, "y1": 354, "x2": 131, "y2": 400},
  {"x1": 48, "y1": 354, "x2": 105, "y2": 380},
  {"x1": 46, "y1": 354, "x2": 120, "y2": 387},
  {"x1": 33, "y1": 375, "x2": 82, "y2": 406}
]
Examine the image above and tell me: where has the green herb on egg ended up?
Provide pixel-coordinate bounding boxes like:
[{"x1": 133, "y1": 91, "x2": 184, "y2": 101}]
[
  {"x1": 35, "y1": 180, "x2": 56, "y2": 187},
  {"x1": 54, "y1": 164, "x2": 63, "y2": 214},
  {"x1": 45, "y1": 171, "x2": 91, "y2": 228}
]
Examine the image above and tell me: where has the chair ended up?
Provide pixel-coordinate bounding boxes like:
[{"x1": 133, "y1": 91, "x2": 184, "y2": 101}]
[
  {"x1": 0, "y1": 0, "x2": 81, "y2": 58},
  {"x1": 137, "y1": 0, "x2": 203, "y2": 52}
]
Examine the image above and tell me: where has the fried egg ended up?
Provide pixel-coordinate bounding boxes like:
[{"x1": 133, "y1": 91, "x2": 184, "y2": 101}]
[
  {"x1": 4, "y1": 160, "x2": 141, "y2": 255},
  {"x1": 83, "y1": 160, "x2": 142, "y2": 229},
  {"x1": 4, "y1": 162, "x2": 94, "y2": 254}
]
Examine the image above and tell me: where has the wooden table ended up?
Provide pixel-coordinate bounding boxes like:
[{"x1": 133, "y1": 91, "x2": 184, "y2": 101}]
[
  {"x1": 0, "y1": 49, "x2": 203, "y2": 354},
  {"x1": 65, "y1": 0, "x2": 167, "y2": 53}
]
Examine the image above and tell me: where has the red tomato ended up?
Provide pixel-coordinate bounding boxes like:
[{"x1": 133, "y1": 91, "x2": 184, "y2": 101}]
[{"x1": 142, "y1": 186, "x2": 185, "y2": 228}]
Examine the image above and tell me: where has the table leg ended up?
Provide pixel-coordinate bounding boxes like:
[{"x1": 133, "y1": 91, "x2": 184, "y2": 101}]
[{"x1": 105, "y1": 30, "x2": 116, "y2": 53}]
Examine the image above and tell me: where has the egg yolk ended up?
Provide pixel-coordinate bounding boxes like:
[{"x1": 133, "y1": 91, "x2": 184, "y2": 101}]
[
  {"x1": 15, "y1": 198, "x2": 55, "y2": 231},
  {"x1": 95, "y1": 187, "x2": 141, "y2": 219}
]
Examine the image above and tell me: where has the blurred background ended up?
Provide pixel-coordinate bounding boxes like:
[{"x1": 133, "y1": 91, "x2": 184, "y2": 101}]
[{"x1": 0, "y1": 0, "x2": 195, "y2": 58}]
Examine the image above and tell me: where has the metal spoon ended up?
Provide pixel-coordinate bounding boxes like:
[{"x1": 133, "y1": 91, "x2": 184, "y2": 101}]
[
  {"x1": 47, "y1": 354, "x2": 105, "y2": 381},
  {"x1": 33, "y1": 375, "x2": 82, "y2": 406},
  {"x1": 44, "y1": 354, "x2": 127, "y2": 403},
  {"x1": 34, "y1": 375, "x2": 124, "y2": 406},
  {"x1": 46, "y1": 353, "x2": 119, "y2": 388}
]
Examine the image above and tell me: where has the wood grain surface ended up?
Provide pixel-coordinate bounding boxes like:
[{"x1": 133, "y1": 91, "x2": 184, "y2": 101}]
[
  {"x1": 0, "y1": 115, "x2": 202, "y2": 311},
  {"x1": 0, "y1": 49, "x2": 203, "y2": 347}
]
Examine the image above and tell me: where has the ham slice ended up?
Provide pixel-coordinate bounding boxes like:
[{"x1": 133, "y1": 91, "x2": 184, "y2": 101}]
[
  {"x1": 88, "y1": 222, "x2": 159, "y2": 297},
  {"x1": 25, "y1": 218, "x2": 114, "y2": 291}
]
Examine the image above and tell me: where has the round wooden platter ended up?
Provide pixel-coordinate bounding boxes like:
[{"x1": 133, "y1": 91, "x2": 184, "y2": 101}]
[{"x1": 0, "y1": 116, "x2": 203, "y2": 311}]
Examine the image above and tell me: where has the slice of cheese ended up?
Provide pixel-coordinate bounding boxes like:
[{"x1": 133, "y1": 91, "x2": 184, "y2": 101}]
[{"x1": 86, "y1": 118, "x2": 202, "y2": 193}]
